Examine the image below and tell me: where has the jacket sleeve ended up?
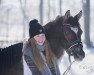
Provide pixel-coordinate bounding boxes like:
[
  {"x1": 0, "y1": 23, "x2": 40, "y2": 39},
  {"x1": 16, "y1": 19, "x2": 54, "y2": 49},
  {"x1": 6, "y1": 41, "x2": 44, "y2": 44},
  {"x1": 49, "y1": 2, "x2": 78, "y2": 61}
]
[
  {"x1": 0, "y1": 42, "x2": 23, "y2": 69},
  {"x1": 23, "y1": 43, "x2": 52, "y2": 75}
]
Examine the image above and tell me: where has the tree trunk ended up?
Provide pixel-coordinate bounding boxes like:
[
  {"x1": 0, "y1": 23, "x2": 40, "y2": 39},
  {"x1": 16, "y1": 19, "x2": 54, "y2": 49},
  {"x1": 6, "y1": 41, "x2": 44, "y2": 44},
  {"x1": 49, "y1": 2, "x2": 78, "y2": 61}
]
[
  {"x1": 39, "y1": 0, "x2": 43, "y2": 25},
  {"x1": 0, "y1": 0, "x2": 1, "y2": 4},
  {"x1": 19, "y1": 0, "x2": 28, "y2": 39},
  {"x1": 82, "y1": 0, "x2": 91, "y2": 47},
  {"x1": 47, "y1": 0, "x2": 51, "y2": 21},
  {"x1": 59, "y1": 0, "x2": 62, "y2": 15}
]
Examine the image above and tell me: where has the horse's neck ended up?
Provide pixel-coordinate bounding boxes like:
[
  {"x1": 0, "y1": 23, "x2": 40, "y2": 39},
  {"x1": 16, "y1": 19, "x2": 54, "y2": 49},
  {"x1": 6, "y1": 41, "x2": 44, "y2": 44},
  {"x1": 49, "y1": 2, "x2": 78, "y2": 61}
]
[
  {"x1": 44, "y1": 22, "x2": 64, "y2": 59},
  {"x1": 49, "y1": 39, "x2": 64, "y2": 59}
]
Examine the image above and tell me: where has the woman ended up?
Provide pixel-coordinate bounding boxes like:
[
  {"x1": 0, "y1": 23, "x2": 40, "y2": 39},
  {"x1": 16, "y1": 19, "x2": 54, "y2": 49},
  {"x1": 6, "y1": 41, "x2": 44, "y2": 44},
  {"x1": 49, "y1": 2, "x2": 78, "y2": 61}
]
[{"x1": 23, "y1": 19, "x2": 60, "y2": 75}]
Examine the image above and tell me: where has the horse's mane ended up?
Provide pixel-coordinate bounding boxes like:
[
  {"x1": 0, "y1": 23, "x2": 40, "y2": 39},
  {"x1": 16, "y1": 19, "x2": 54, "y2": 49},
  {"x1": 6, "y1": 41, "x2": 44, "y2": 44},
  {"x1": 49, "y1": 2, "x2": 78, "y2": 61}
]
[
  {"x1": 45, "y1": 15, "x2": 63, "y2": 27},
  {"x1": 44, "y1": 16, "x2": 65, "y2": 59},
  {"x1": 44, "y1": 15, "x2": 64, "y2": 38}
]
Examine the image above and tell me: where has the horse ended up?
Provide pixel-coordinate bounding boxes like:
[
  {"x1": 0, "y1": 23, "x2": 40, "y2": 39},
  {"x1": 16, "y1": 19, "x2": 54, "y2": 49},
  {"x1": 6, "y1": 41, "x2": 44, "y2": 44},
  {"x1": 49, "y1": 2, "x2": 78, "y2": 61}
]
[
  {"x1": 44, "y1": 10, "x2": 85, "y2": 61},
  {"x1": 0, "y1": 10, "x2": 85, "y2": 75}
]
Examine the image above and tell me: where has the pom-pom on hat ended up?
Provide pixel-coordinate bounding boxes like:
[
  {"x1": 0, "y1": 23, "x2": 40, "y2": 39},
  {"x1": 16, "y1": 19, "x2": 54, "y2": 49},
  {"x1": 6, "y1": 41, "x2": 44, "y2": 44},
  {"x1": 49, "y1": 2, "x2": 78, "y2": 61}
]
[{"x1": 29, "y1": 19, "x2": 45, "y2": 38}]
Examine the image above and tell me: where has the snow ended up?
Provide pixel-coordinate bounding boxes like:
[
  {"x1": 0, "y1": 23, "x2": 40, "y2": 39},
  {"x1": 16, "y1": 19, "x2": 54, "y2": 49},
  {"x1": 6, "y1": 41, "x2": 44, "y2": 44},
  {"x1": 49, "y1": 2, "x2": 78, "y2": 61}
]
[{"x1": 59, "y1": 45, "x2": 94, "y2": 75}]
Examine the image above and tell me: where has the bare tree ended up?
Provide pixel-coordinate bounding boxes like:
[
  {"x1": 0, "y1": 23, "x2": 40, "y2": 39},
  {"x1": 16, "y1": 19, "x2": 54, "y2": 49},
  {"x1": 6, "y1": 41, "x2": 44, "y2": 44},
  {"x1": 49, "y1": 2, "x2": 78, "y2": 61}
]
[
  {"x1": 59, "y1": 0, "x2": 62, "y2": 15},
  {"x1": 19, "y1": 0, "x2": 29, "y2": 39},
  {"x1": 47, "y1": 0, "x2": 51, "y2": 21},
  {"x1": 82, "y1": 0, "x2": 91, "y2": 47},
  {"x1": 0, "y1": 0, "x2": 3, "y2": 9},
  {"x1": 0, "y1": 0, "x2": 1, "y2": 4},
  {"x1": 39, "y1": 0, "x2": 43, "y2": 25},
  {"x1": 6, "y1": 8, "x2": 11, "y2": 41}
]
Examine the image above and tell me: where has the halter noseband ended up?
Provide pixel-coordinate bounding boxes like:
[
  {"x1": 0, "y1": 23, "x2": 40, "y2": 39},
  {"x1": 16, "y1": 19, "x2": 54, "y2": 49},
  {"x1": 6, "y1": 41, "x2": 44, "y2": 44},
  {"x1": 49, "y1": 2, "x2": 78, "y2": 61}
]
[{"x1": 67, "y1": 40, "x2": 82, "y2": 55}]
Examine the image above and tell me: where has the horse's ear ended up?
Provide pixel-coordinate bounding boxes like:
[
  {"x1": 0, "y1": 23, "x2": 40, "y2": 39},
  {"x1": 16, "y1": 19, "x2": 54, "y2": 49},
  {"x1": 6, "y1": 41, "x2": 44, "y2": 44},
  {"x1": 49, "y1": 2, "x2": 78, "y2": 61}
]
[
  {"x1": 64, "y1": 10, "x2": 70, "y2": 20},
  {"x1": 74, "y1": 10, "x2": 82, "y2": 21}
]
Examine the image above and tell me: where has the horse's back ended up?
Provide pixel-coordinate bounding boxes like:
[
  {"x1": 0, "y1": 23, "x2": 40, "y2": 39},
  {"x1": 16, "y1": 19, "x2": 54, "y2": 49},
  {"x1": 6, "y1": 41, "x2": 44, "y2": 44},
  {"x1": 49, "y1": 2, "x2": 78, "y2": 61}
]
[{"x1": 0, "y1": 42, "x2": 23, "y2": 75}]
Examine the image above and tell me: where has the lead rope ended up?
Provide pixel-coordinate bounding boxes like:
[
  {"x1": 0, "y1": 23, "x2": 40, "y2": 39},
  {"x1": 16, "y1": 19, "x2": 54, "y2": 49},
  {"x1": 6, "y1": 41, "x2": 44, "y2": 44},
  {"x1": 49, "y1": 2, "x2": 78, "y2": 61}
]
[{"x1": 63, "y1": 55, "x2": 75, "y2": 75}]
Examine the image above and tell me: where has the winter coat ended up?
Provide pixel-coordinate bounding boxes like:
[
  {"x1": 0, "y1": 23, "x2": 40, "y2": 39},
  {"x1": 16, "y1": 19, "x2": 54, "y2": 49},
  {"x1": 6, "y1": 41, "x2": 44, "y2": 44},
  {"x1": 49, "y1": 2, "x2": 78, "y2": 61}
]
[{"x1": 23, "y1": 41, "x2": 61, "y2": 75}]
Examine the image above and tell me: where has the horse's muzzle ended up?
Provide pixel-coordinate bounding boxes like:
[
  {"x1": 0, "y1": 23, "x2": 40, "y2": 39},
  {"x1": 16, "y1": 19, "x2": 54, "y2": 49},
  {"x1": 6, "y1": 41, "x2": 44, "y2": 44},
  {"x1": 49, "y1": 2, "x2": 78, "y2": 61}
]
[{"x1": 73, "y1": 48, "x2": 85, "y2": 61}]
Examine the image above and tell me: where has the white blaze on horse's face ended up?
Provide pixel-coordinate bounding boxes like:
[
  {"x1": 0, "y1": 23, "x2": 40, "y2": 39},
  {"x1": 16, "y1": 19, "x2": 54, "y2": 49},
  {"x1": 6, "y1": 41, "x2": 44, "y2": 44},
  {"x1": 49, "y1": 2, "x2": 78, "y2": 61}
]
[{"x1": 70, "y1": 27, "x2": 78, "y2": 34}]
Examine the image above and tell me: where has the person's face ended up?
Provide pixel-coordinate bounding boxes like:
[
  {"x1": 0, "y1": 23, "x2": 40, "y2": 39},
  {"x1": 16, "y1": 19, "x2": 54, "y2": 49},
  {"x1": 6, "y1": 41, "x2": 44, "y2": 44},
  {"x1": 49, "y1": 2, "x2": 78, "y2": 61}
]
[{"x1": 34, "y1": 33, "x2": 46, "y2": 45}]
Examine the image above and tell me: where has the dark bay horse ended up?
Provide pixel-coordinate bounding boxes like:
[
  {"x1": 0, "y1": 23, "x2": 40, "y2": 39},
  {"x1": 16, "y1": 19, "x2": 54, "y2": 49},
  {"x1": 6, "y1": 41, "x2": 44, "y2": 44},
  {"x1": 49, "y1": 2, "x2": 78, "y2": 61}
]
[
  {"x1": 0, "y1": 10, "x2": 85, "y2": 75},
  {"x1": 44, "y1": 10, "x2": 85, "y2": 61}
]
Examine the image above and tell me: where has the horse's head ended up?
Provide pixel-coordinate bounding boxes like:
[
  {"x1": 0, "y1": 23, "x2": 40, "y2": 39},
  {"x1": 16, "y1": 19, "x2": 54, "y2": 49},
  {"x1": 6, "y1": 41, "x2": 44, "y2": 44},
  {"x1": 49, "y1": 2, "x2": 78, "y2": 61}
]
[{"x1": 62, "y1": 10, "x2": 85, "y2": 61}]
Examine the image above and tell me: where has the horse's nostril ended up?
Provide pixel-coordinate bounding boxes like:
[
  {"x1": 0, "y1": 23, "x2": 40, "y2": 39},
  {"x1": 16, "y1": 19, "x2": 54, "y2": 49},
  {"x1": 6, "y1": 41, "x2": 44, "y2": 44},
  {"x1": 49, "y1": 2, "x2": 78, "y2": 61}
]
[{"x1": 77, "y1": 47, "x2": 80, "y2": 51}]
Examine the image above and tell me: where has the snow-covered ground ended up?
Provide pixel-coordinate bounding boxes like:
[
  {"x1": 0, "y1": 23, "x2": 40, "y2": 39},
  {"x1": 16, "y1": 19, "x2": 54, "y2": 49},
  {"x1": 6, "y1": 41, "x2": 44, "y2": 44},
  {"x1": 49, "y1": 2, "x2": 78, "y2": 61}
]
[{"x1": 59, "y1": 45, "x2": 94, "y2": 75}]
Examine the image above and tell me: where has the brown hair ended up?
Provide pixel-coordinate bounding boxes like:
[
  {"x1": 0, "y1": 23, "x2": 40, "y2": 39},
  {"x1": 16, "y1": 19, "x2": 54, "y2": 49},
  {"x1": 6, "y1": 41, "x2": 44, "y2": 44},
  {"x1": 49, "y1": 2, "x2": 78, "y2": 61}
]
[{"x1": 28, "y1": 38, "x2": 55, "y2": 70}]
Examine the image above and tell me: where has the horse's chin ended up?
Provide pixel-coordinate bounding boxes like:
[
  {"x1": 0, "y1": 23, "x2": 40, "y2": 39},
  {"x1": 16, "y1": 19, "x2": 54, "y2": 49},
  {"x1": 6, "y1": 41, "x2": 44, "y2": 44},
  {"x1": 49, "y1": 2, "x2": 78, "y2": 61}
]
[
  {"x1": 73, "y1": 52, "x2": 85, "y2": 61},
  {"x1": 74, "y1": 57, "x2": 84, "y2": 61},
  {"x1": 74, "y1": 56, "x2": 84, "y2": 61}
]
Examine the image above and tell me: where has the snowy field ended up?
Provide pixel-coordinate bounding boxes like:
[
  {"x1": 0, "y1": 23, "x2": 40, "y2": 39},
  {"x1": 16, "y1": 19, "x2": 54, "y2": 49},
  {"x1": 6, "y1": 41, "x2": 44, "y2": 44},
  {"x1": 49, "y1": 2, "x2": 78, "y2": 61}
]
[{"x1": 59, "y1": 45, "x2": 94, "y2": 75}]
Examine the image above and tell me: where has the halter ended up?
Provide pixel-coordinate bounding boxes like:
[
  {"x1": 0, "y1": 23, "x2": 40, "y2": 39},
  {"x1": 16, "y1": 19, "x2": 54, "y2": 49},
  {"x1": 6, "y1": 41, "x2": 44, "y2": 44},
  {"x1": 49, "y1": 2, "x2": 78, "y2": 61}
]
[
  {"x1": 66, "y1": 40, "x2": 82, "y2": 55},
  {"x1": 63, "y1": 24, "x2": 82, "y2": 56},
  {"x1": 62, "y1": 24, "x2": 82, "y2": 75}
]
